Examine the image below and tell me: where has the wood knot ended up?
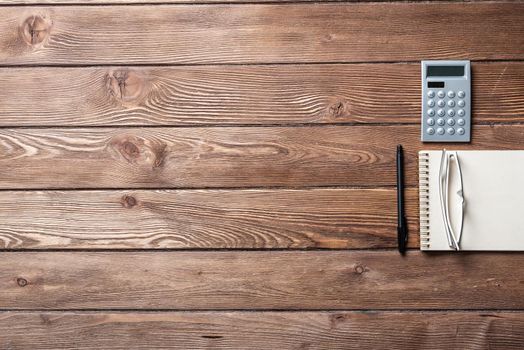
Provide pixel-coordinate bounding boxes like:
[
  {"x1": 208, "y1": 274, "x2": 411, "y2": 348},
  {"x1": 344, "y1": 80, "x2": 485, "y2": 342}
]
[
  {"x1": 329, "y1": 313, "x2": 347, "y2": 328},
  {"x1": 16, "y1": 277, "x2": 28, "y2": 287},
  {"x1": 122, "y1": 141, "x2": 141, "y2": 159},
  {"x1": 152, "y1": 144, "x2": 167, "y2": 169},
  {"x1": 326, "y1": 99, "x2": 348, "y2": 119},
  {"x1": 324, "y1": 33, "x2": 334, "y2": 42},
  {"x1": 40, "y1": 314, "x2": 52, "y2": 326},
  {"x1": 121, "y1": 195, "x2": 137, "y2": 209},
  {"x1": 108, "y1": 135, "x2": 144, "y2": 164},
  {"x1": 20, "y1": 15, "x2": 51, "y2": 46},
  {"x1": 109, "y1": 134, "x2": 168, "y2": 169},
  {"x1": 106, "y1": 69, "x2": 146, "y2": 104},
  {"x1": 353, "y1": 264, "x2": 366, "y2": 275}
]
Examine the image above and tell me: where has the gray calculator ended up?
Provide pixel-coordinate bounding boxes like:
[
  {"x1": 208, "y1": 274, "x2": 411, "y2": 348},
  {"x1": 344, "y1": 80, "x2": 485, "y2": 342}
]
[{"x1": 421, "y1": 60, "x2": 471, "y2": 142}]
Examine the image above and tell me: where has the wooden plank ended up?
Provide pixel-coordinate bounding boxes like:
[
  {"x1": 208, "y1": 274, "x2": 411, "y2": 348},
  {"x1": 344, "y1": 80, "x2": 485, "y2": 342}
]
[
  {"x1": 1, "y1": 125, "x2": 524, "y2": 189},
  {"x1": 2, "y1": 251, "x2": 524, "y2": 309},
  {"x1": 0, "y1": 0, "x2": 462, "y2": 3},
  {"x1": 1, "y1": 311, "x2": 524, "y2": 349},
  {"x1": 0, "y1": 63, "x2": 522, "y2": 126},
  {"x1": 1, "y1": 3, "x2": 523, "y2": 65},
  {"x1": 0, "y1": 188, "x2": 419, "y2": 250}
]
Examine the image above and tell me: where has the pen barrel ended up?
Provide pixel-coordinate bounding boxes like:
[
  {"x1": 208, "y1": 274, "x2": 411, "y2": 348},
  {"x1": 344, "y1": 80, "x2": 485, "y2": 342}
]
[
  {"x1": 397, "y1": 146, "x2": 404, "y2": 219},
  {"x1": 396, "y1": 145, "x2": 407, "y2": 253}
]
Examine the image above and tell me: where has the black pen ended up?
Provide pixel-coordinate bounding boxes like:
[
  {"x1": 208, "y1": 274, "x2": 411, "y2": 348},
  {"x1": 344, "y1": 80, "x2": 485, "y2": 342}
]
[{"x1": 397, "y1": 145, "x2": 408, "y2": 254}]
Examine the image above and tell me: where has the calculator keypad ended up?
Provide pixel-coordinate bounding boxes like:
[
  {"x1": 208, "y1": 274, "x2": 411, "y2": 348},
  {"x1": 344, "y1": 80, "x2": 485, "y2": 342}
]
[{"x1": 424, "y1": 88, "x2": 468, "y2": 140}]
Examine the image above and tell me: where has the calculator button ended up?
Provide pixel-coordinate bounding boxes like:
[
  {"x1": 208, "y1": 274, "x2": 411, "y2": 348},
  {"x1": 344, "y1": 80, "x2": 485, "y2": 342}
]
[
  {"x1": 447, "y1": 91, "x2": 455, "y2": 98},
  {"x1": 427, "y1": 127, "x2": 435, "y2": 135},
  {"x1": 447, "y1": 100, "x2": 455, "y2": 107},
  {"x1": 447, "y1": 127, "x2": 455, "y2": 135},
  {"x1": 447, "y1": 109, "x2": 455, "y2": 117},
  {"x1": 427, "y1": 118, "x2": 435, "y2": 126},
  {"x1": 457, "y1": 128, "x2": 465, "y2": 135},
  {"x1": 457, "y1": 109, "x2": 465, "y2": 117},
  {"x1": 437, "y1": 90, "x2": 445, "y2": 98},
  {"x1": 437, "y1": 118, "x2": 445, "y2": 126},
  {"x1": 447, "y1": 118, "x2": 455, "y2": 126},
  {"x1": 437, "y1": 100, "x2": 445, "y2": 107},
  {"x1": 437, "y1": 127, "x2": 445, "y2": 135},
  {"x1": 427, "y1": 109, "x2": 435, "y2": 117},
  {"x1": 458, "y1": 91, "x2": 465, "y2": 98},
  {"x1": 437, "y1": 109, "x2": 445, "y2": 117},
  {"x1": 428, "y1": 100, "x2": 435, "y2": 107},
  {"x1": 427, "y1": 91, "x2": 435, "y2": 98},
  {"x1": 458, "y1": 100, "x2": 465, "y2": 107},
  {"x1": 457, "y1": 118, "x2": 465, "y2": 126}
]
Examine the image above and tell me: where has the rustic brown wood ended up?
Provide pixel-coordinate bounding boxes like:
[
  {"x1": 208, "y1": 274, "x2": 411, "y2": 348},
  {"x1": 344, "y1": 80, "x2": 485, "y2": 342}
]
[
  {"x1": 1, "y1": 3, "x2": 523, "y2": 65},
  {"x1": 0, "y1": 188, "x2": 419, "y2": 250},
  {"x1": 0, "y1": 63, "x2": 522, "y2": 126},
  {"x1": 3, "y1": 251, "x2": 524, "y2": 309},
  {"x1": 0, "y1": 0, "x2": 465, "y2": 3},
  {"x1": 1, "y1": 311, "x2": 523, "y2": 349},
  {"x1": 0, "y1": 0, "x2": 523, "y2": 347},
  {"x1": 1, "y1": 125, "x2": 524, "y2": 189}
]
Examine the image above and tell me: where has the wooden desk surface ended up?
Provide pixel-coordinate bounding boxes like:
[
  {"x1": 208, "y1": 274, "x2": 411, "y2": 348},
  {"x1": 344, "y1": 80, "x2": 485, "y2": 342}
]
[{"x1": 0, "y1": 0, "x2": 523, "y2": 348}]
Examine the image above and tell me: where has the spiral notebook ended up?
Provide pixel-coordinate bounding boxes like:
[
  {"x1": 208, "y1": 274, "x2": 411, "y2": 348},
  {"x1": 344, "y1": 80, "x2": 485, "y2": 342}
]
[{"x1": 419, "y1": 150, "x2": 524, "y2": 251}]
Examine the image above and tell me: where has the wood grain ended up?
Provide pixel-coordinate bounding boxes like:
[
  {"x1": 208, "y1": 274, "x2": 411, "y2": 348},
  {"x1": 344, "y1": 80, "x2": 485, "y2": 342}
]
[
  {"x1": 1, "y1": 3, "x2": 523, "y2": 65},
  {"x1": 3, "y1": 251, "x2": 524, "y2": 309},
  {"x1": 1, "y1": 311, "x2": 523, "y2": 349},
  {"x1": 1, "y1": 1, "x2": 523, "y2": 347},
  {"x1": 0, "y1": 63, "x2": 522, "y2": 126},
  {"x1": 0, "y1": 0, "x2": 465, "y2": 3},
  {"x1": 1, "y1": 125, "x2": 524, "y2": 189},
  {"x1": 0, "y1": 188, "x2": 419, "y2": 249}
]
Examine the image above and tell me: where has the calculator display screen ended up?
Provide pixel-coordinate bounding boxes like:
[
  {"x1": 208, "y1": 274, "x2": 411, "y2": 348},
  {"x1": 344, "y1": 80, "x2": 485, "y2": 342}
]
[
  {"x1": 427, "y1": 66, "x2": 464, "y2": 77},
  {"x1": 428, "y1": 81, "x2": 444, "y2": 88}
]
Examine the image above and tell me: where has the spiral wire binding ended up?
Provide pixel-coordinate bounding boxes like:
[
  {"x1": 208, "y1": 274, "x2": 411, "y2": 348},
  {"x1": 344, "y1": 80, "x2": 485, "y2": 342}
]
[{"x1": 419, "y1": 152, "x2": 430, "y2": 249}]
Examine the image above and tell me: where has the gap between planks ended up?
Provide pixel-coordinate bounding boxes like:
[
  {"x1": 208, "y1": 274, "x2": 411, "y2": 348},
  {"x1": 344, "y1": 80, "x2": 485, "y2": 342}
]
[
  {"x1": 0, "y1": 121, "x2": 523, "y2": 130},
  {"x1": 1, "y1": 58, "x2": 524, "y2": 68},
  {"x1": 0, "y1": 0, "x2": 514, "y2": 7}
]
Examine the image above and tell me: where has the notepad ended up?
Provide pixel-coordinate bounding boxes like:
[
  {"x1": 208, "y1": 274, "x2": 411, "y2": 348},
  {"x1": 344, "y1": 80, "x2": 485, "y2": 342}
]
[{"x1": 419, "y1": 150, "x2": 524, "y2": 251}]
